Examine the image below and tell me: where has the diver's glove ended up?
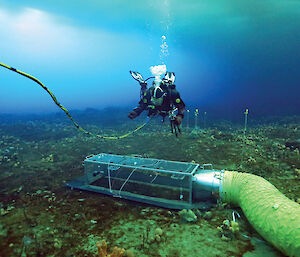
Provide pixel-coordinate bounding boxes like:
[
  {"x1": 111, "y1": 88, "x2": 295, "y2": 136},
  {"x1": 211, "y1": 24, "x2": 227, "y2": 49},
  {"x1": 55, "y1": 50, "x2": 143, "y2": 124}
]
[
  {"x1": 174, "y1": 114, "x2": 183, "y2": 125},
  {"x1": 128, "y1": 110, "x2": 139, "y2": 119},
  {"x1": 170, "y1": 114, "x2": 183, "y2": 137}
]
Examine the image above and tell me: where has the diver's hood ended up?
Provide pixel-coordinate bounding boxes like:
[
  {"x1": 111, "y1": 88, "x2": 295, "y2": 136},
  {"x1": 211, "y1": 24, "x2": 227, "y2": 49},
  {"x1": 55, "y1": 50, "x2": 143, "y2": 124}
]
[{"x1": 129, "y1": 71, "x2": 145, "y2": 84}]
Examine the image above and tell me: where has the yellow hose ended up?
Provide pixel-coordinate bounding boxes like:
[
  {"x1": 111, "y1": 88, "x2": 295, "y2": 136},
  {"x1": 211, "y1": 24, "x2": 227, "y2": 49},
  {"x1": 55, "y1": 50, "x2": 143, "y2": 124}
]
[
  {"x1": 0, "y1": 62, "x2": 149, "y2": 139},
  {"x1": 221, "y1": 171, "x2": 300, "y2": 257}
]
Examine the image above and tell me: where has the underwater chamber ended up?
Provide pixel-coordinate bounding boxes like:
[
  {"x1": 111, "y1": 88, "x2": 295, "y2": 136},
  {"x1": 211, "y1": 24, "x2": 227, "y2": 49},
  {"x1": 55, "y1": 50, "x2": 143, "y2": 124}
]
[
  {"x1": 67, "y1": 153, "x2": 300, "y2": 257},
  {"x1": 67, "y1": 153, "x2": 221, "y2": 209}
]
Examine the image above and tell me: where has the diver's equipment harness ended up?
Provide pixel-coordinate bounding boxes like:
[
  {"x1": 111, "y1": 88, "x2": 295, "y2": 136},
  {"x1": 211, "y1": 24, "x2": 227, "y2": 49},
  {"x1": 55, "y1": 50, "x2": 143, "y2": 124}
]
[
  {"x1": 130, "y1": 71, "x2": 181, "y2": 137},
  {"x1": 169, "y1": 108, "x2": 181, "y2": 137}
]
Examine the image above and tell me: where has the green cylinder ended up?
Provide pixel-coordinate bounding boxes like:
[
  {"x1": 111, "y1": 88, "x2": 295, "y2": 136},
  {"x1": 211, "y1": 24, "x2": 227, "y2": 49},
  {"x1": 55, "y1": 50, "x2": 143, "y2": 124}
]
[{"x1": 221, "y1": 171, "x2": 300, "y2": 257}]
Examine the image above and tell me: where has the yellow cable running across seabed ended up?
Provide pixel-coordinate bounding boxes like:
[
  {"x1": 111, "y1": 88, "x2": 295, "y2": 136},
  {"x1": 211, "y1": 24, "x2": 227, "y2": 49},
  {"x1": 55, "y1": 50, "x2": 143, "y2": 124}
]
[{"x1": 0, "y1": 62, "x2": 150, "y2": 139}]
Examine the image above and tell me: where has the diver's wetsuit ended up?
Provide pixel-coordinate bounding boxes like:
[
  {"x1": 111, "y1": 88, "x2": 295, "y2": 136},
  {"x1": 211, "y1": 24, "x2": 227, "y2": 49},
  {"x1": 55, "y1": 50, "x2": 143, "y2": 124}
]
[{"x1": 132, "y1": 83, "x2": 185, "y2": 118}]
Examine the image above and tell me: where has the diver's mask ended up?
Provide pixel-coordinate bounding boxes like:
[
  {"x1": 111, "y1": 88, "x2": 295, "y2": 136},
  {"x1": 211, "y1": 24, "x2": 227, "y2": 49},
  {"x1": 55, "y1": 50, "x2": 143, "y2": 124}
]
[{"x1": 162, "y1": 79, "x2": 172, "y2": 87}]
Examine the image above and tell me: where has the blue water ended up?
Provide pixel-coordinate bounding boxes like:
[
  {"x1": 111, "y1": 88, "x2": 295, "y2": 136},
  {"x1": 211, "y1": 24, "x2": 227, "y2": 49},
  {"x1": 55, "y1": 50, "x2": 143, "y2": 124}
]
[
  {"x1": 0, "y1": 3, "x2": 299, "y2": 255},
  {"x1": 1, "y1": 0, "x2": 299, "y2": 117}
]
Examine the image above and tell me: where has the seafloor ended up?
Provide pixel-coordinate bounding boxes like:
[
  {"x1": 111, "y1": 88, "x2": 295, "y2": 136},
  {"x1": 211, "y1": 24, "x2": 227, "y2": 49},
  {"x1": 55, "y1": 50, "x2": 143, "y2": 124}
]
[{"x1": 0, "y1": 109, "x2": 299, "y2": 257}]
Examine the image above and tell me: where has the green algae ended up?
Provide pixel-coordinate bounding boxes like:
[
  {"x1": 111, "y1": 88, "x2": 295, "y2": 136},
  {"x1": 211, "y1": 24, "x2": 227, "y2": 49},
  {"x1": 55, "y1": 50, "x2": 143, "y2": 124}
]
[{"x1": 0, "y1": 110, "x2": 299, "y2": 256}]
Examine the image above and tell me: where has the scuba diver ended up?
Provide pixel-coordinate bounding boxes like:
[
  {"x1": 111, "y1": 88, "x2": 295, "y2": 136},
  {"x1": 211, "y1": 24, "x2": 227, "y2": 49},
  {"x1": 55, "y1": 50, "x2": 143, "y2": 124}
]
[{"x1": 128, "y1": 71, "x2": 185, "y2": 137}]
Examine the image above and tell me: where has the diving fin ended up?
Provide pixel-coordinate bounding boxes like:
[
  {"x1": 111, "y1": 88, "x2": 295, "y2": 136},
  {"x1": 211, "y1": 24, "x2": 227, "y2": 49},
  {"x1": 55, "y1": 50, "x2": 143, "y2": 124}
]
[
  {"x1": 164, "y1": 72, "x2": 175, "y2": 84},
  {"x1": 129, "y1": 71, "x2": 146, "y2": 84}
]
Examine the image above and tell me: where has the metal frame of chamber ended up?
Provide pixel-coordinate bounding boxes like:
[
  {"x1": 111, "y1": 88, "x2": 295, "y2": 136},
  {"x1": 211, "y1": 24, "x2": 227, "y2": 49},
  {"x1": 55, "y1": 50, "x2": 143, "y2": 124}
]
[{"x1": 66, "y1": 153, "x2": 223, "y2": 209}]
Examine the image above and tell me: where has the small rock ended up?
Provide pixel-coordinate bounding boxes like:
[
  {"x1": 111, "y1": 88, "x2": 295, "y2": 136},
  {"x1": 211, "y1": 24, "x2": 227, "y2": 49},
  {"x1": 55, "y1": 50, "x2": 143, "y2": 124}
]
[
  {"x1": 178, "y1": 209, "x2": 197, "y2": 223},
  {"x1": 155, "y1": 227, "x2": 163, "y2": 236},
  {"x1": 155, "y1": 234, "x2": 161, "y2": 242},
  {"x1": 221, "y1": 234, "x2": 230, "y2": 241},
  {"x1": 54, "y1": 238, "x2": 62, "y2": 249},
  {"x1": 203, "y1": 211, "x2": 212, "y2": 220}
]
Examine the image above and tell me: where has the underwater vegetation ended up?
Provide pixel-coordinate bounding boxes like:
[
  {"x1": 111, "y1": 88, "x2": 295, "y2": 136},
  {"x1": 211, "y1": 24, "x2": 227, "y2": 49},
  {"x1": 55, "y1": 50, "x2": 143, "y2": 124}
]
[{"x1": 0, "y1": 110, "x2": 299, "y2": 256}]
